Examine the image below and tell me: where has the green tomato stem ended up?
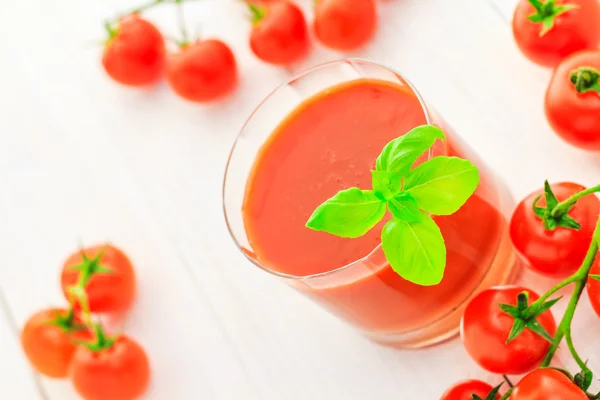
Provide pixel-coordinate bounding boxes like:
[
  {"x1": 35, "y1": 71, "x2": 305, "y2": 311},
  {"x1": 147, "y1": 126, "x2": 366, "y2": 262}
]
[
  {"x1": 64, "y1": 306, "x2": 75, "y2": 325},
  {"x1": 527, "y1": 0, "x2": 555, "y2": 14},
  {"x1": 175, "y1": 0, "x2": 190, "y2": 45},
  {"x1": 499, "y1": 387, "x2": 513, "y2": 400},
  {"x1": 565, "y1": 323, "x2": 589, "y2": 373},
  {"x1": 540, "y1": 218, "x2": 600, "y2": 367},
  {"x1": 65, "y1": 247, "x2": 109, "y2": 328},
  {"x1": 68, "y1": 285, "x2": 93, "y2": 326},
  {"x1": 527, "y1": 0, "x2": 579, "y2": 36},
  {"x1": 108, "y1": 0, "x2": 198, "y2": 24},
  {"x1": 247, "y1": 2, "x2": 266, "y2": 25},
  {"x1": 570, "y1": 68, "x2": 600, "y2": 95},
  {"x1": 551, "y1": 184, "x2": 600, "y2": 218},
  {"x1": 524, "y1": 275, "x2": 577, "y2": 318},
  {"x1": 111, "y1": 0, "x2": 165, "y2": 22},
  {"x1": 84, "y1": 323, "x2": 118, "y2": 352}
]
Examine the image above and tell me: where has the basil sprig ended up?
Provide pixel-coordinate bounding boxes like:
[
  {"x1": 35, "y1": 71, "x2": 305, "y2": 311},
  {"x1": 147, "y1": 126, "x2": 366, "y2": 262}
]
[{"x1": 306, "y1": 125, "x2": 480, "y2": 286}]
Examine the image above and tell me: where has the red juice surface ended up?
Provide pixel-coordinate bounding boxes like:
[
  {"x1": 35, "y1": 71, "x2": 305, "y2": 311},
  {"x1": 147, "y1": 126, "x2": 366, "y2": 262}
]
[{"x1": 243, "y1": 78, "x2": 505, "y2": 333}]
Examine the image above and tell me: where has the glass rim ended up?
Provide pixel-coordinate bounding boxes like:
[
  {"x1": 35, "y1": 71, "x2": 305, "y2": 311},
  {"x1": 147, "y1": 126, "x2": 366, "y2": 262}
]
[{"x1": 222, "y1": 58, "x2": 434, "y2": 282}]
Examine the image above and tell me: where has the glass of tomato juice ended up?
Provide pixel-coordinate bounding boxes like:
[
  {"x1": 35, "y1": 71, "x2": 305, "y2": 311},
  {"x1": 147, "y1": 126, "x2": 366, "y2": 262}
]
[{"x1": 223, "y1": 60, "x2": 519, "y2": 348}]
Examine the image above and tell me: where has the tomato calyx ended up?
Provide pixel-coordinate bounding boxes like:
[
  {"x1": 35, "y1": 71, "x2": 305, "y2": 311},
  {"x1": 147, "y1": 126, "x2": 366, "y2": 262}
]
[
  {"x1": 65, "y1": 246, "x2": 112, "y2": 322},
  {"x1": 247, "y1": 2, "x2": 266, "y2": 25},
  {"x1": 103, "y1": 21, "x2": 119, "y2": 44},
  {"x1": 527, "y1": 0, "x2": 580, "y2": 36},
  {"x1": 68, "y1": 246, "x2": 112, "y2": 286},
  {"x1": 471, "y1": 383, "x2": 504, "y2": 400},
  {"x1": 82, "y1": 323, "x2": 118, "y2": 352},
  {"x1": 533, "y1": 180, "x2": 582, "y2": 231},
  {"x1": 499, "y1": 291, "x2": 558, "y2": 343},
  {"x1": 547, "y1": 366, "x2": 594, "y2": 392},
  {"x1": 570, "y1": 67, "x2": 600, "y2": 95},
  {"x1": 573, "y1": 368, "x2": 594, "y2": 392},
  {"x1": 46, "y1": 308, "x2": 87, "y2": 334}
]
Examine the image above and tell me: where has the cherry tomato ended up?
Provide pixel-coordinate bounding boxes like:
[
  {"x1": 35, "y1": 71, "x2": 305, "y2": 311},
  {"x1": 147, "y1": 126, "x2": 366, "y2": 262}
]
[
  {"x1": 545, "y1": 50, "x2": 600, "y2": 150},
  {"x1": 102, "y1": 14, "x2": 166, "y2": 86},
  {"x1": 510, "y1": 368, "x2": 587, "y2": 399},
  {"x1": 510, "y1": 182, "x2": 600, "y2": 277},
  {"x1": 587, "y1": 254, "x2": 600, "y2": 317},
  {"x1": 71, "y1": 334, "x2": 150, "y2": 400},
  {"x1": 20, "y1": 308, "x2": 89, "y2": 378},
  {"x1": 512, "y1": 0, "x2": 600, "y2": 67},
  {"x1": 461, "y1": 286, "x2": 556, "y2": 375},
  {"x1": 314, "y1": 0, "x2": 377, "y2": 51},
  {"x1": 166, "y1": 39, "x2": 238, "y2": 103},
  {"x1": 61, "y1": 244, "x2": 136, "y2": 314},
  {"x1": 441, "y1": 380, "x2": 500, "y2": 400},
  {"x1": 249, "y1": 1, "x2": 309, "y2": 65}
]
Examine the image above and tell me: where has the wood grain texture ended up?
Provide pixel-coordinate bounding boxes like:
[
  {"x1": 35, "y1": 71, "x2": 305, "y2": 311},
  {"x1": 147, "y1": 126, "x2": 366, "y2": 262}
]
[{"x1": 1, "y1": 0, "x2": 599, "y2": 398}]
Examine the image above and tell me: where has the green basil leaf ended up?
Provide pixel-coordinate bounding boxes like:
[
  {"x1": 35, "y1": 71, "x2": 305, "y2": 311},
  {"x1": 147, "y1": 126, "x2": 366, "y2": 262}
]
[
  {"x1": 404, "y1": 156, "x2": 479, "y2": 215},
  {"x1": 306, "y1": 188, "x2": 386, "y2": 238},
  {"x1": 381, "y1": 213, "x2": 446, "y2": 286},
  {"x1": 371, "y1": 170, "x2": 402, "y2": 201},
  {"x1": 388, "y1": 192, "x2": 420, "y2": 222},
  {"x1": 375, "y1": 125, "x2": 445, "y2": 177}
]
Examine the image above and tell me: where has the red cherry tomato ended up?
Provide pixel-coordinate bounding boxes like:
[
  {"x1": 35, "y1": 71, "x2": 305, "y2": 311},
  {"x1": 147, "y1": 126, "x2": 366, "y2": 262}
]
[
  {"x1": 509, "y1": 368, "x2": 587, "y2": 399},
  {"x1": 587, "y1": 254, "x2": 600, "y2": 317},
  {"x1": 441, "y1": 380, "x2": 500, "y2": 400},
  {"x1": 461, "y1": 286, "x2": 556, "y2": 375},
  {"x1": 510, "y1": 182, "x2": 600, "y2": 277},
  {"x1": 102, "y1": 14, "x2": 166, "y2": 86},
  {"x1": 545, "y1": 50, "x2": 600, "y2": 150},
  {"x1": 71, "y1": 334, "x2": 150, "y2": 400},
  {"x1": 512, "y1": 0, "x2": 600, "y2": 67},
  {"x1": 313, "y1": 0, "x2": 377, "y2": 51},
  {"x1": 20, "y1": 308, "x2": 89, "y2": 378},
  {"x1": 61, "y1": 244, "x2": 136, "y2": 314},
  {"x1": 249, "y1": 1, "x2": 309, "y2": 65},
  {"x1": 166, "y1": 39, "x2": 238, "y2": 103}
]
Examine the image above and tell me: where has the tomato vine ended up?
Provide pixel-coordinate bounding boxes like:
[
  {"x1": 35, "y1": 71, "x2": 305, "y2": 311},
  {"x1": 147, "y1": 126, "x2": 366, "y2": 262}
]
[
  {"x1": 62, "y1": 246, "x2": 121, "y2": 348},
  {"x1": 499, "y1": 183, "x2": 600, "y2": 399}
]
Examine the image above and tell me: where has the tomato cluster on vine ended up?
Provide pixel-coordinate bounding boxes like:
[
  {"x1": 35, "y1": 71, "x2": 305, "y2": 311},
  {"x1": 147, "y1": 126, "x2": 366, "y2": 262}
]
[
  {"x1": 102, "y1": 0, "x2": 378, "y2": 103},
  {"x1": 443, "y1": 179, "x2": 600, "y2": 399},
  {"x1": 20, "y1": 245, "x2": 150, "y2": 400},
  {"x1": 512, "y1": 0, "x2": 600, "y2": 151}
]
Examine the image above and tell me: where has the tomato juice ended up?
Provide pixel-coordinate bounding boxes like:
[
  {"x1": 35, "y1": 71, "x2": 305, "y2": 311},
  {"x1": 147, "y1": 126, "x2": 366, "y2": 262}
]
[{"x1": 239, "y1": 75, "x2": 516, "y2": 346}]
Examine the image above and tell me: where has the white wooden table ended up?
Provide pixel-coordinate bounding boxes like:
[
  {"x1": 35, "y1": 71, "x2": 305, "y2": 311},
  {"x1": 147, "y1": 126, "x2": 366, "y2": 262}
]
[{"x1": 2, "y1": 0, "x2": 600, "y2": 398}]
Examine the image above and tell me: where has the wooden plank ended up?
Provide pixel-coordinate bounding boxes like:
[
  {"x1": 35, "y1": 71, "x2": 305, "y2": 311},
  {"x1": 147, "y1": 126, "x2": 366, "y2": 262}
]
[
  {"x1": 488, "y1": 0, "x2": 520, "y2": 22},
  {"x1": 0, "y1": 289, "x2": 45, "y2": 400},
  {"x1": 1, "y1": 0, "x2": 599, "y2": 398},
  {"x1": 0, "y1": 2, "x2": 259, "y2": 399}
]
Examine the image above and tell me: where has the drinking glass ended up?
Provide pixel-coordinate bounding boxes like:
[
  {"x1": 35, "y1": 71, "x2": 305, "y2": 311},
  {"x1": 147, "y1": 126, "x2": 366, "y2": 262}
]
[{"x1": 223, "y1": 59, "x2": 519, "y2": 348}]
